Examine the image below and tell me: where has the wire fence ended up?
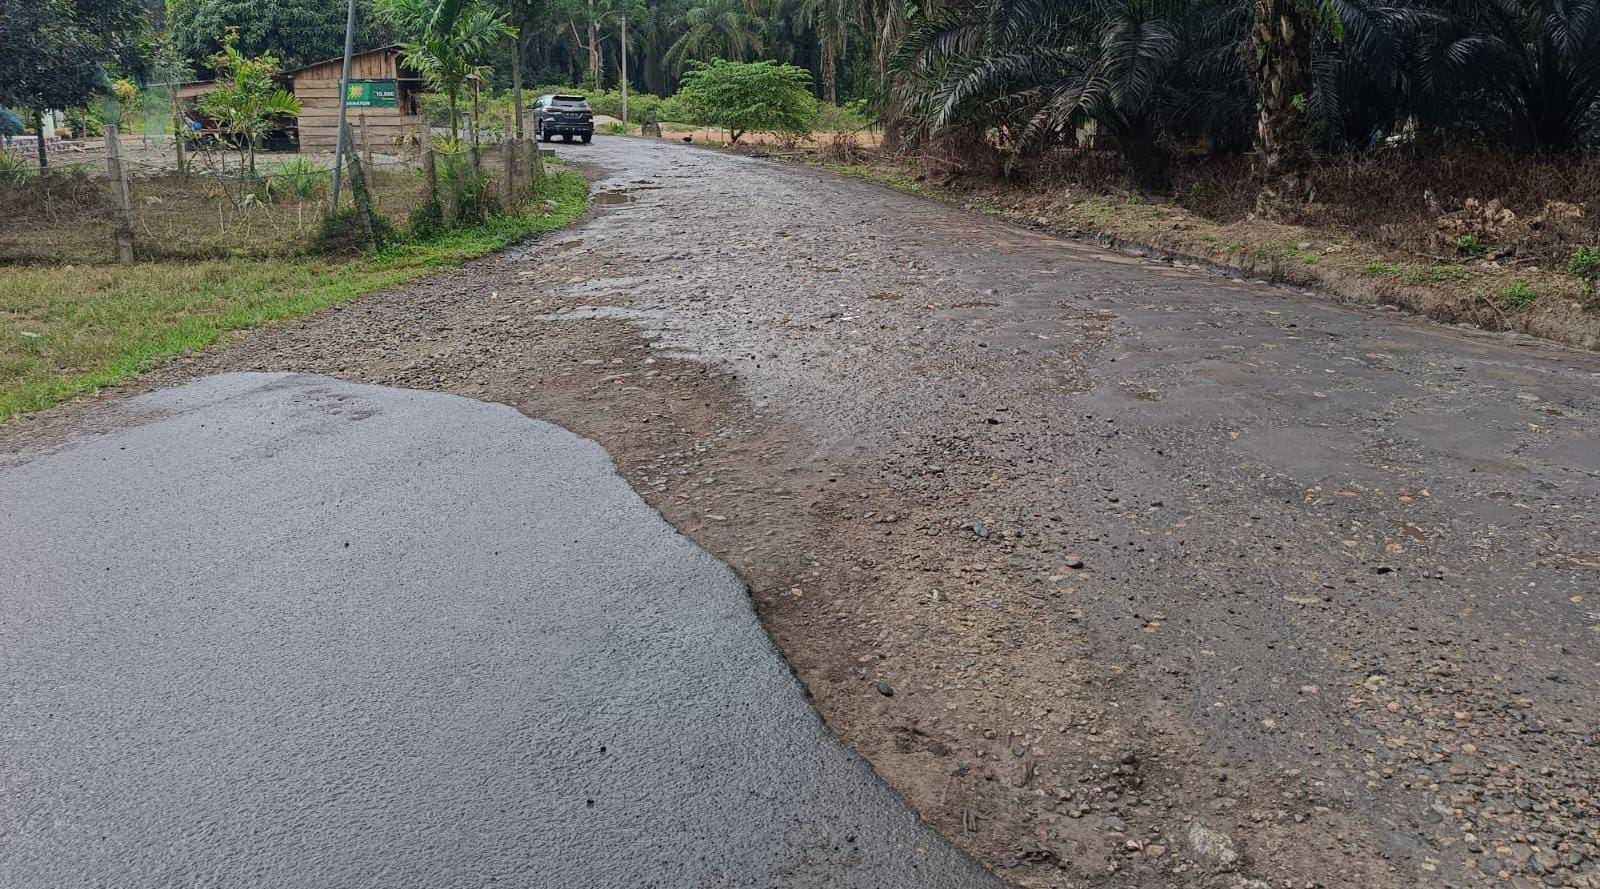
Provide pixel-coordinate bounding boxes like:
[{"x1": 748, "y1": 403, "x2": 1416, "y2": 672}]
[{"x1": 0, "y1": 125, "x2": 547, "y2": 264}]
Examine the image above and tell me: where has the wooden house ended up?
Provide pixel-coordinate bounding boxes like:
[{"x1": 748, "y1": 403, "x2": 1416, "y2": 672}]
[{"x1": 287, "y1": 46, "x2": 425, "y2": 152}]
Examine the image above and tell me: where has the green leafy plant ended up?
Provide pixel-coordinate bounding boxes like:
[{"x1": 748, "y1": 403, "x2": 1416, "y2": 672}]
[
  {"x1": 378, "y1": 0, "x2": 515, "y2": 141},
  {"x1": 0, "y1": 149, "x2": 34, "y2": 184},
  {"x1": 269, "y1": 157, "x2": 329, "y2": 200},
  {"x1": 676, "y1": 59, "x2": 817, "y2": 144},
  {"x1": 1500, "y1": 282, "x2": 1537, "y2": 308},
  {"x1": 1569, "y1": 246, "x2": 1600, "y2": 295},
  {"x1": 200, "y1": 29, "x2": 301, "y2": 175},
  {"x1": 1456, "y1": 234, "x2": 1487, "y2": 256}
]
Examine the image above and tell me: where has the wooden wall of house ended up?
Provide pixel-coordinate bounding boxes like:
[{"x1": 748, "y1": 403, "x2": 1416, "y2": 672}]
[{"x1": 292, "y1": 50, "x2": 422, "y2": 153}]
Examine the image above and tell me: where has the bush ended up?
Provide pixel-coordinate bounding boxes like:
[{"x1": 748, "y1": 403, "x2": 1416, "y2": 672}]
[
  {"x1": 408, "y1": 197, "x2": 446, "y2": 239},
  {"x1": 310, "y1": 207, "x2": 399, "y2": 255},
  {"x1": 1570, "y1": 246, "x2": 1600, "y2": 294},
  {"x1": 0, "y1": 109, "x2": 23, "y2": 138},
  {"x1": 268, "y1": 157, "x2": 329, "y2": 200},
  {"x1": 815, "y1": 101, "x2": 870, "y2": 133},
  {"x1": 0, "y1": 148, "x2": 34, "y2": 184},
  {"x1": 675, "y1": 60, "x2": 817, "y2": 144},
  {"x1": 1501, "y1": 282, "x2": 1538, "y2": 308}
]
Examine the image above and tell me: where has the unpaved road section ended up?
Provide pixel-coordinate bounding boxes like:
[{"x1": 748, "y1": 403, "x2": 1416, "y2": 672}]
[
  {"x1": 5, "y1": 137, "x2": 1597, "y2": 888},
  {"x1": 0, "y1": 373, "x2": 1004, "y2": 889}
]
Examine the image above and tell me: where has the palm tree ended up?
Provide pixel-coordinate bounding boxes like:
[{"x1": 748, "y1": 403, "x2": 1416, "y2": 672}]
[
  {"x1": 1252, "y1": 0, "x2": 1316, "y2": 213},
  {"x1": 1411, "y1": 0, "x2": 1600, "y2": 150},
  {"x1": 379, "y1": 0, "x2": 516, "y2": 140},
  {"x1": 896, "y1": 0, "x2": 1253, "y2": 187},
  {"x1": 201, "y1": 34, "x2": 303, "y2": 176},
  {"x1": 665, "y1": 0, "x2": 767, "y2": 73},
  {"x1": 799, "y1": 0, "x2": 850, "y2": 103}
]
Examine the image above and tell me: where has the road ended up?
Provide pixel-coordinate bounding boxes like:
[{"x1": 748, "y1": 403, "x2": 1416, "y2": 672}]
[
  {"x1": 0, "y1": 373, "x2": 1004, "y2": 889},
  {"x1": 4, "y1": 136, "x2": 1596, "y2": 888},
  {"x1": 545, "y1": 139, "x2": 1599, "y2": 887}
]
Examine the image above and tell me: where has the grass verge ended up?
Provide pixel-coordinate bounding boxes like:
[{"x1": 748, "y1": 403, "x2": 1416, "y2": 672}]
[{"x1": 0, "y1": 171, "x2": 589, "y2": 421}]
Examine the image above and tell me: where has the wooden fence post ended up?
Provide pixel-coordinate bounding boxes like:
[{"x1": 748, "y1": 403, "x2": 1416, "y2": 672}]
[
  {"x1": 104, "y1": 124, "x2": 135, "y2": 264},
  {"x1": 173, "y1": 93, "x2": 187, "y2": 174},
  {"x1": 340, "y1": 122, "x2": 380, "y2": 252},
  {"x1": 360, "y1": 113, "x2": 373, "y2": 172},
  {"x1": 418, "y1": 117, "x2": 437, "y2": 205},
  {"x1": 503, "y1": 115, "x2": 517, "y2": 204}
]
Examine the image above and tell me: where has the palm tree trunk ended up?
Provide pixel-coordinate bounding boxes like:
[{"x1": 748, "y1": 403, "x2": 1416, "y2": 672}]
[
  {"x1": 449, "y1": 89, "x2": 460, "y2": 143},
  {"x1": 1251, "y1": 0, "x2": 1313, "y2": 218},
  {"x1": 821, "y1": 40, "x2": 837, "y2": 105}
]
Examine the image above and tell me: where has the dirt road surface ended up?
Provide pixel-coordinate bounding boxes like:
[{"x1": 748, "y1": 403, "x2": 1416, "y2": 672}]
[{"x1": 9, "y1": 137, "x2": 1597, "y2": 888}]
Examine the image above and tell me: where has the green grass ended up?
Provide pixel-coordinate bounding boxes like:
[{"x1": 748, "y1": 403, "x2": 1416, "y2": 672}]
[
  {"x1": 1363, "y1": 259, "x2": 1472, "y2": 285},
  {"x1": 821, "y1": 162, "x2": 920, "y2": 194},
  {"x1": 1500, "y1": 282, "x2": 1538, "y2": 309},
  {"x1": 0, "y1": 171, "x2": 589, "y2": 420}
]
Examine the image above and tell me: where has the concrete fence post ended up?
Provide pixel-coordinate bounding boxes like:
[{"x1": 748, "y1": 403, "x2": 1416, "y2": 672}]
[{"x1": 104, "y1": 124, "x2": 135, "y2": 264}]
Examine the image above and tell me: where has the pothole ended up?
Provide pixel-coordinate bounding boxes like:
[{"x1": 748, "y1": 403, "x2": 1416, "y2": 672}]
[{"x1": 594, "y1": 190, "x2": 636, "y2": 207}]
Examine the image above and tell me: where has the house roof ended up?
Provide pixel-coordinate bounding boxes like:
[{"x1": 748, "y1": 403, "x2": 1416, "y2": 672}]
[{"x1": 285, "y1": 44, "x2": 406, "y2": 75}]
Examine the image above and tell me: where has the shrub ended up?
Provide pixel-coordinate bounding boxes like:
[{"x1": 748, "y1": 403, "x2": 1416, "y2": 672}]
[
  {"x1": 269, "y1": 157, "x2": 329, "y2": 200},
  {"x1": 814, "y1": 101, "x2": 869, "y2": 132},
  {"x1": 1456, "y1": 234, "x2": 1487, "y2": 256},
  {"x1": 675, "y1": 60, "x2": 817, "y2": 144},
  {"x1": 310, "y1": 207, "x2": 399, "y2": 255},
  {"x1": 1570, "y1": 246, "x2": 1600, "y2": 294},
  {"x1": 0, "y1": 148, "x2": 34, "y2": 184},
  {"x1": 1501, "y1": 282, "x2": 1538, "y2": 308},
  {"x1": 408, "y1": 197, "x2": 446, "y2": 239}
]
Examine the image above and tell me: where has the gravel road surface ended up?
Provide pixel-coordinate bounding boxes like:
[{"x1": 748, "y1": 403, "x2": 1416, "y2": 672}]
[{"x1": 0, "y1": 372, "x2": 1005, "y2": 889}]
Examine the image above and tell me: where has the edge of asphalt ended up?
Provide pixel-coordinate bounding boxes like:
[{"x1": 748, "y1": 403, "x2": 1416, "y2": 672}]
[{"x1": 0, "y1": 371, "x2": 1014, "y2": 889}]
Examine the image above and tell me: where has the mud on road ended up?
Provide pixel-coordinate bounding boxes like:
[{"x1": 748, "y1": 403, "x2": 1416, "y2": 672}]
[{"x1": 9, "y1": 137, "x2": 1597, "y2": 888}]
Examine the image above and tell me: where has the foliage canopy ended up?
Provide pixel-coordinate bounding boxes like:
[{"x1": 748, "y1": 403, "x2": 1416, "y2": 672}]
[{"x1": 676, "y1": 58, "x2": 817, "y2": 142}]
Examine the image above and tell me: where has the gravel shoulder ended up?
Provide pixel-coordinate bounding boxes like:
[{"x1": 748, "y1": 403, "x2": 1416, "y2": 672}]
[{"x1": 5, "y1": 136, "x2": 1597, "y2": 888}]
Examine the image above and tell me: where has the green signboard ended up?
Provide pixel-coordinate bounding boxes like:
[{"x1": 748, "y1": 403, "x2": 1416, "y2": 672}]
[{"x1": 345, "y1": 80, "x2": 399, "y2": 108}]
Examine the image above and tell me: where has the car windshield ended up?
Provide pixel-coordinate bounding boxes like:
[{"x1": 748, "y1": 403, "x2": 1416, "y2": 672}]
[{"x1": 552, "y1": 96, "x2": 590, "y2": 110}]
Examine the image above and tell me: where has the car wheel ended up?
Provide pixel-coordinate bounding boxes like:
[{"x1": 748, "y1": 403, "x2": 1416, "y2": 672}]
[{"x1": 581, "y1": 133, "x2": 592, "y2": 144}]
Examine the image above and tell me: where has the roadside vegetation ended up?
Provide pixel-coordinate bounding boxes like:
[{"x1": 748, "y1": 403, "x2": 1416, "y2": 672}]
[{"x1": 0, "y1": 171, "x2": 587, "y2": 419}]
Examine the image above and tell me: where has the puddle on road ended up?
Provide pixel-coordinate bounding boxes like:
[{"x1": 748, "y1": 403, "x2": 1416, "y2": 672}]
[{"x1": 594, "y1": 190, "x2": 636, "y2": 207}]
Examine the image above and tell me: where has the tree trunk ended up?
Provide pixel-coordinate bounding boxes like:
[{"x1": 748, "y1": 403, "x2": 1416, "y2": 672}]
[
  {"x1": 587, "y1": 0, "x2": 602, "y2": 89},
  {"x1": 34, "y1": 110, "x2": 48, "y2": 169},
  {"x1": 820, "y1": 41, "x2": 837, "y2": 105},
  {"x1": 1120, "y1": 120, "x2": 1170, "y2": 191},
  {"x1": 512, "y1": 35, "x2": 528, "y2": 140},
  {"x1": 1251, "y1": 0, "x2": 1314, "y2": 218},
  {"x1": 449, "y1": 89, "x2": 460, "y2": 143}
]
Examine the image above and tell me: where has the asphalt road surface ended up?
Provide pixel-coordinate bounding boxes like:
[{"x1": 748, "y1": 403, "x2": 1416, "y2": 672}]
[{"x1": 0, "y1": 372, "x2": 1005, "y2": 889}]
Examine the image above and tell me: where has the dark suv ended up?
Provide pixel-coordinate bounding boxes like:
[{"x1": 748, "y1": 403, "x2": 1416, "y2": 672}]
[{"x1": 533, "y1": 94, "x2": 595, "y2": 143}]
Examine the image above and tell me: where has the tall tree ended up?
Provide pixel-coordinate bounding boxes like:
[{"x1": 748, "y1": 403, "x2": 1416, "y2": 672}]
[
  {"x1": 798, "y1": 0, "x2": 847, "y2": 103},
  {"x1": 167, "y1": 0, "x2": 394, "y2": 71},
  {"x1": 0, "y1": 0, "x2": 147, "y2": 167},
  {"x1": 1252, "y1": 0, "x2": 1316, "y2": 215},
  {"x1": 664, "y1": 0, "x2": 767, "y2": 73}
]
